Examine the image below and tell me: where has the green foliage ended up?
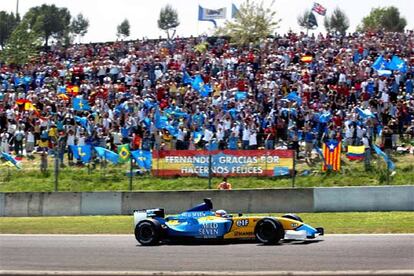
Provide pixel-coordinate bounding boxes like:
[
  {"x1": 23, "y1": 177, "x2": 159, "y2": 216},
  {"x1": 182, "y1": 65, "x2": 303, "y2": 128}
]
[
  {"x1": 158, "y1": 4, "x2": 180, "y2": 40},
  {"x1": 0, "y1": 11, "x2": 20, "y2": 48},
  {"x1": 71, "y1": 13, "x2": 89, "y2": 39},
  {"x1": 324, "y1": 8, "x2": 350, "y2": 34},
  {"x1": 216, "y1": 0, "x2": 280, "y2": 46},
  {"x1": 358, "y1": 6, "x2": 406, "y2": 32},
  {"x1": 297, "y1": 9, "x2": 317, "y2": 31},
  {"x1": 117, "y1": 19, "x2": 130, "y2": 39},
  {"x1": 24, "y1": 4, "x2": 71, "y2": 46},
  {"x1": 0, "y1": 21, "x2": 41, "y2": 66}
]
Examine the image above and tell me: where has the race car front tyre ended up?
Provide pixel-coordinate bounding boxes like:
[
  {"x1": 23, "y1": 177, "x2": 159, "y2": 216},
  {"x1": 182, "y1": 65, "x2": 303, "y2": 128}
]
[
  {"x1": 135, "y1": 219, "x2": 162, "y2": 246},
  {"x1": 254, "y1": 218, "x2": 284, "y2": 245},
  {"x1": 282, "y1": 213, "x2": 303, "y2": 222}
]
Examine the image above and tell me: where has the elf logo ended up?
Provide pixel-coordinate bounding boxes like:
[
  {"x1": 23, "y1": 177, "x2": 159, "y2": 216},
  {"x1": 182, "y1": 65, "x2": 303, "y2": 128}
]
[{"x1": 236, "y1": 219, "x2": 249, "y2": 227}]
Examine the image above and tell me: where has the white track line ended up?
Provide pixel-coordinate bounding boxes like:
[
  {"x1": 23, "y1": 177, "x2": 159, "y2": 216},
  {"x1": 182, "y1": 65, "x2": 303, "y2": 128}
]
[{"x1": 1, "y1": 270, "x2": 414, "y2": 276}]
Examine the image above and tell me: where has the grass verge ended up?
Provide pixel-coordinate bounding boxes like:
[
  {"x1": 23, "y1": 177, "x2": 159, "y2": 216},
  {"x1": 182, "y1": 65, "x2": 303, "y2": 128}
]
[
  {"x1": 0, "y1": 212, "x2": 413, "y2": 234},
  {"x1": 0, "y1": 154, "x2": 413, "y2": 192}
]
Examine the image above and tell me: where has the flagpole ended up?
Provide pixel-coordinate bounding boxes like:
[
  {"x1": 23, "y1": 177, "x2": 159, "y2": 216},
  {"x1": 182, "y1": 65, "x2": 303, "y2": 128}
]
[
  {"x1": 292, "y1": 149, "x2": 296, "y2": 188},
  {"x1": 54, "y1": 148, "x2": 59, "y2": 192},
  {"x1": 129, "y1": 155, "x2": 133, "y2": 191}
]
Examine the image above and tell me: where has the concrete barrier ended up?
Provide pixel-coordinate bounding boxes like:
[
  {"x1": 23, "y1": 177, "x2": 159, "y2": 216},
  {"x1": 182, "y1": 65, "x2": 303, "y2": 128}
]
[
  {"x1": 314, "y1": 186, "x2": 414, "y2": 212},
  {"x1": 4, "y1": 193, "x2": 43, "y2": 216},
  {"x1": 42, "y1": 193, "x2": 81, "y2": 216},
  {"x1": 0, "y1": 185, "x2": 412, "y2": 216},
  {"x1": 0, "y1": 193, "x2": 4, "y2": 216},
  {"x1": 81, "y1": 192, "x2": 122, "y2": 215},
  {"x1": 121, "y1": 189, "x2": 314, "y2": 214}
]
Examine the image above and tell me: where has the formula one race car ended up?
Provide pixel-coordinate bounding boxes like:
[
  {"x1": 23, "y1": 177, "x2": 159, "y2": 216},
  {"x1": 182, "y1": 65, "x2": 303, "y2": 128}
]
[{"x1": 133, "y1": 198, "x2": 324, "y2": 246}]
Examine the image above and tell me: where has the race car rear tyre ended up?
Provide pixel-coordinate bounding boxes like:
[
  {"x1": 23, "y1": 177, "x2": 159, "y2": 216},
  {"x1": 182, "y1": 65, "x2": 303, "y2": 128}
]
[
  {"x1": 135, "y1": 219, "x2": 162, "y2": 246},
  {"x1": 282, "y1": 213, "x2": 303, "y2": 222},
  {"x1": 254, "y1": 218, "x2": 284, "y2": 245}
]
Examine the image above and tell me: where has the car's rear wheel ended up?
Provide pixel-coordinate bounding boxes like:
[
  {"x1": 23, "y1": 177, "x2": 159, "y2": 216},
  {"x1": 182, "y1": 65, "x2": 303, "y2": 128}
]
[
  {"x1": 135, "y1": 219, "x2": 162, "y2": 246},
  {"x1": 254, "y1": 218, "x2": 284, "y2": 245},
  {"x1": 282, "y1": 213, "x2": 303, "y2": 222}
]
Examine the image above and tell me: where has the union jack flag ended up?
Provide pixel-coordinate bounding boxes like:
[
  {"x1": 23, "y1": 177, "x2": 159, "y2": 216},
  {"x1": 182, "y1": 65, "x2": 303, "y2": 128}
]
[
  {"x1": 312, "y1": 2, "x2": 327, "y2": 16},
  {"x1": 322, "y1": 140, "x2": 341, "y2": 171}
]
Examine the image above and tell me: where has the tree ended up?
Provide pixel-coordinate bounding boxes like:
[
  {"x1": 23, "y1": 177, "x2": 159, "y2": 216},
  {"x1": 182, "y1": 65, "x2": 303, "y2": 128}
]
[
  {"x1": 71, "y1": 13, "x2": 89, "y2": 42},
  {"x1": 1, "y1": 20, "x2": 41, "y2": 65},
  {"x1": 324, "y1": 8, "x2": 349, "y2": 34},
  {"x1": 24, "y1": 4, "x2": 71, "y2": 46},
  {"x1": 157, "y1": 4, "x2": 180, "y2": 40},
  {"x1": 216, "y1": 0, "x2": 280, "y2": 46},
  {"x1": 297, "y1": 9, "x2": 317, "y2": 32},
  {"x1": 117, "y1": 19, "x2": 130, "y2": 39},
  {"x1": 358, "y1": 6, "x2": 406, "y2": 32},
  {"x1": 0, "y1": 11, "x2": 20, "y2": 49}
]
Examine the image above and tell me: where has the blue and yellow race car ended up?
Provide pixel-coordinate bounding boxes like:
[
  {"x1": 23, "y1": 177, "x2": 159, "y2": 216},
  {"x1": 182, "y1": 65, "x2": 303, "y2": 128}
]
[{"x1": 133, "y1": 198, "x2": 324, "y2": 246}]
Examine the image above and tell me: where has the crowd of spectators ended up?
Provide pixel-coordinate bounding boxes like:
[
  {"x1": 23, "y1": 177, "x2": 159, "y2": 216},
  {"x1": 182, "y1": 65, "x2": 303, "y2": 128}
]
[{"x1": 0, "y1": 30, "x2": 413, "y2": 166}]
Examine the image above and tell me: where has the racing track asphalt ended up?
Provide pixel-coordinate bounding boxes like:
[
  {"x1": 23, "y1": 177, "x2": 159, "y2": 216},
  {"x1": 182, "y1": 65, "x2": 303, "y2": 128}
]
[{"x1": 0, "y1": 234, "x2": 413, "y2": 274}]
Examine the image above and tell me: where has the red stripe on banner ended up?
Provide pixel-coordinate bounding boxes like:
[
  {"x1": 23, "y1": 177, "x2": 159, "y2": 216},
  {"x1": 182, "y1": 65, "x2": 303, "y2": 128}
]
[{"x1": 153, "y1": 150, "x2": 294, "y2": 159}]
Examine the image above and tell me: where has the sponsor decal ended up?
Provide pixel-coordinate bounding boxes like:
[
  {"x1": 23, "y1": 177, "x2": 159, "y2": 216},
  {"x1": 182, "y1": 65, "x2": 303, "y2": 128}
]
[
  {"x1": 199, "y1": 223, "x2": 220, "y2": 236},
  {"x1": 236, "y1": 219, "x2": 249, "y2": 227},
  {"x1": 234, "y1": 231, "x2": 254, "y2": 237}
]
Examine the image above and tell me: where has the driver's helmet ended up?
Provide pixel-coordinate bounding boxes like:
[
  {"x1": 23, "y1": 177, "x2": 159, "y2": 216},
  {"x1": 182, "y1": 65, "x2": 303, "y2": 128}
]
[{"x1": 215, "y1": 209, "x2": 227, "y2": 217}]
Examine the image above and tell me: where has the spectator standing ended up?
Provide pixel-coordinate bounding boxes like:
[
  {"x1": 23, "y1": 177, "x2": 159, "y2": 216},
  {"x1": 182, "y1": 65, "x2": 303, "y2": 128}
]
[{"x1": 217, "y1": 177, "x2": 232, "y2": 190}]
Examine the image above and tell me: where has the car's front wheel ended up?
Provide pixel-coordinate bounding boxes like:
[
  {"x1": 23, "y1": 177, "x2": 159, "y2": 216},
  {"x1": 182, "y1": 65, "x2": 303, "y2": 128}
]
[
  {"x1": 135, "y1": 219, "x2": 162, "y2": 246},
  {"x1": 254, "y1": 218, "x2": 284, "y2": 245}
]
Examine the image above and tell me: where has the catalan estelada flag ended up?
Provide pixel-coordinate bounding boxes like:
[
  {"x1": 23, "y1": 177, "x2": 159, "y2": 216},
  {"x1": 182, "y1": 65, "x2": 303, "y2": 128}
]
[
  {"x1": 322, "y1": 140, "x2": 341, "y2": 171},
  {"x1": 347, "y1": 145, "x2": 365, "y2": 161},
  {"x1": 117, "y1": 144, "x2": 130, "y2": 162}
]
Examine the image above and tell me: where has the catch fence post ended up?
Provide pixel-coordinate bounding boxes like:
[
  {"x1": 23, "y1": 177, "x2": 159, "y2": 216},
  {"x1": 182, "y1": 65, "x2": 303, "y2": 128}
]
[
  {"x1": 292, "y1": 149, "x2": 296, "y2": 188},
  {"x1": 208, "y1": 153, "x2": 212, "y2": 189},
  {"x1": 129, "y1": 155, "x2": 133, "y2": 191},
  {"x1": 54, "y1": 149, "x2": 59, "y2": 192}
]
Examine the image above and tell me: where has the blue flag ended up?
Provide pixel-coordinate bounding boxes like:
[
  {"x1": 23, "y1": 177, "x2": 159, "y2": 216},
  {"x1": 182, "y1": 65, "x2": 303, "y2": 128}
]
[
  {"x1": 155, "y1": 107, "x2": 168, "y2": 129},
  {"x1": 94, "y1": 147, "x2": 119, "y2": 164},
  {"x1": 356, "y1": 107, "x2": 375, "y2": 119},
  {"x1": 284, "y1": 92, "x2": 302, "y2": 105},
  {"x1": 73, "y1": 98, "x2": 91, "y2": 111},
  {"x1": 372, "y1": 56, "x2": 388, "y2": 71},
  {"x1": 192, "y1": 75, "x2": 211, "y2": 97},
  {"x1": 1, "y1": 152, "x2": 21, "y2": 169},
  {"x1": 131, "y1": 150, "x2": 152, "y2": 170},
  {"x1": 75, "y1": 116, "x2": 89, "y2": 129},
  {"x1": 373, "y1": 145, "x2": 395, "y2": 171},
  {"x1": 70, "y1": 145, "x2": 92, "y2": 163},
  {"x1": 207, "y1": 140, "x2": 219, "y2": 151},
  {"x1": 273, "y1": 167, "x2": 290, "y2": 176},
  {"x1": 183, "y1": 70, "x2": 194, "y2": 84},
  {"x1": 388, "y1": 56, "x2": 407, "y2": 73},
  {"x1": 235, "y1": 91, "x2": 247, "y2": 101},
  {"x1": 318, "y1": 112, "x2": 331, "y2": 123}
]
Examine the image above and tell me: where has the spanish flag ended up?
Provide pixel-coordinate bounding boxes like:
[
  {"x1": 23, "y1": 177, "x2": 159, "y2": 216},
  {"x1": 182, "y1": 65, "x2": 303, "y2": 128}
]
[
  {"x1": 347, "y1": 145, "x2": 365, "y2": 161},
  {"x1": 117, "y1": 144, "x2": 130, "y2": 162},
  {"x1": 67, "y1": 85, "x2": 79, "y2": 96},
  {"x1": 58, "y1": 93, "x2": 70, "y2": 101},
  {"x1": 301, "y1": 55, "x2": 313, "y2": 63},
  {"x1": 322, "y1": 140, "x2": 341, "y2": 171}
]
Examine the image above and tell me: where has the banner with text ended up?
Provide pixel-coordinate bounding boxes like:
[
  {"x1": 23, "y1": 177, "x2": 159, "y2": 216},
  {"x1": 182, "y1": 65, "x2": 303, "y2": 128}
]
[{"x1": 152, "y1": 150, "x2": 294, "y2": 177}]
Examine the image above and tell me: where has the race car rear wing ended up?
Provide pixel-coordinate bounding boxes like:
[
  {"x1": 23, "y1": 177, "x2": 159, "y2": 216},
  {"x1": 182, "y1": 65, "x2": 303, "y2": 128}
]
[{"x1": 133, "y1": 208, "x2": 165, "y2": 226}]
